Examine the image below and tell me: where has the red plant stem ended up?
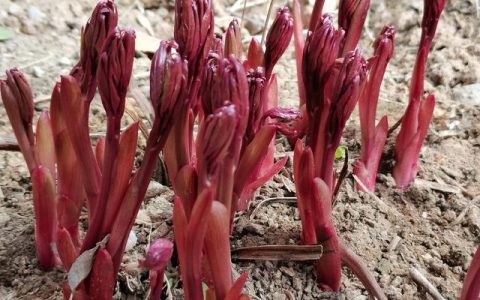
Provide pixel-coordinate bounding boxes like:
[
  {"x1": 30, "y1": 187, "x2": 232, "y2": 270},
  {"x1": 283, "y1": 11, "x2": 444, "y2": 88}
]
[
  {"x1": 164, "y1": 108, "x2": 191, "y2": 181},
  {"x1": 204, "y1": 202, "x2": 234, "y2": 300},
  {"x1": 217, "y1": 160, "x2": 236, "y2": 219},
  {"x1": 63, "y1": 97, "x2": 101, "y2": 215},
  {"x1": 460, "y1": 246, "x2": 480, "y2": 300},
  {"x1": 340, "y1": 241, "x2": 387, "y2": 300},
  {"x1": 32, "y1": 166, "x2": 58, "y2": 270},
  {"x1": 309, "y1": 0, "x2": 325, "y2": 32},
  {"x1": 82, "y1": 116, "x2": 120, "y2": 251},
  {"x1": 292, "y1": 0, "x2": 306, "y2": 106},
  {"x1": 107, "y1": 121, "x2": 169, "y2": 271},
  {"x1": 312, "y1": 104, "x2": 330, "y2": 184},
  {"x1": 100, "y1": 122, "x2": 138, "y2": 237},
  {"x1": 148, "y1": 270, "x2": 165, "y2": 300}
]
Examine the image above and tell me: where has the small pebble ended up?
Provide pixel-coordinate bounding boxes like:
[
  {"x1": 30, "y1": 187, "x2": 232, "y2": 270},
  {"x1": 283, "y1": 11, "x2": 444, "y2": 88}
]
[
  {"x1": 27, "y1": 6, "x2": 45, "y2": 23},
  {"x1": 59, "y1": 57, "x2": 71, "y2": 66},
  {"x1": 32, "y1": 66, "x2": 45, "y2": 78},
  {"x1": 145, "y1": 181, "x2": 167, "y2": 198},
  {"x1": 20, "y1": 21, "x2": 36, "y2": 35},
  {"x1": 8, "y1": 3, "x2": 22, "y2": 16},
  {"x1": 244, "y1": 223, "x2": 265, "y2": 235}
]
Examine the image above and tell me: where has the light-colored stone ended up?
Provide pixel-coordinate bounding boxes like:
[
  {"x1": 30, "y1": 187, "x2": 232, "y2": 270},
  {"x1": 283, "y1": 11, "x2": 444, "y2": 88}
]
[
  {"x1": 32, "y1": 66, "x2": 45, "y2": 78},
  {"x1": 145, "y1": 181, "x2": 167, "y2": 198},
  {"x1": 8, "y1": 4, "x2": 22, "y2": 16},
  {"x1": 27, "y1": 6, "x2": 45, "y2": 23},
  {"x1": 59, "y1": 57, "x2": 71, "y2": 66},
  {"x1": 453, "y1": 83, "x2": 480, "y2": 106}
]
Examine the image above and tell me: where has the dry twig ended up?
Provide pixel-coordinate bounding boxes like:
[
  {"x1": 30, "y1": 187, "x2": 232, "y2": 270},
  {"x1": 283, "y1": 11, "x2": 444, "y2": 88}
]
[{"x1": 409, "y1": 268, "x2": 446, "y2": 300}]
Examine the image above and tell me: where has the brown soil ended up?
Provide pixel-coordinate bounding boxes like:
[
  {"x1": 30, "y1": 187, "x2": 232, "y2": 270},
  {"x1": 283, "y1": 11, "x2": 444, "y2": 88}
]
[{"x1": 0, "y1": 0, "x2": 479, "y2": 299}]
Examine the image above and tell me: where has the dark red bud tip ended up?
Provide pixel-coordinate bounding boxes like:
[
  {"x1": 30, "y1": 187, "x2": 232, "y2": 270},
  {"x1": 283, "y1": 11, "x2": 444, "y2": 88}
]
[
  {"x1": 150, "y1": 40, "x2": 188, "y2": 122},
  {"x1": 140, "y1": 239, "x2": 174, "y2": 271},
  {"x1": 330, "y1": 49, "x2": 367, "y2": 142},
  {"x1": 198, "y1": 104, "x2": 239, "y2": 179},
  {"x1": 97, "y1": 28, "x2": 136, "y2": 117},
  {"x1": 264, "y1": 7, "x2": 294, "y2": 77},
  {"x1": 174, "y1": 0, "x2": 214, "y2": 63},
  {"x1": 225, "y1": 18, "x2": 242, "y2": 58},
  {"x1": 201, "y1": 54, "x2": 249, "y2": 123},
  {"x1": 75, "y1": 0, "x2": 118, "y2": 100},
  {"x1": 303, "y1": 14, "x2": 344, "y2": 111},
  {"x1": 373, "y1": 25, "x2": 395, "y2": 60},
  {"x1": 1, "y1": 68, "x2": 35, "y2": 134}
]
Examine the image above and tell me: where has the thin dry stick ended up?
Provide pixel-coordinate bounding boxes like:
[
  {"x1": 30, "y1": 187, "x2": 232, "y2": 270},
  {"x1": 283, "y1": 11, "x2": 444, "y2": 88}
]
[
  {"x1": 18, "y1": 54, "x2": 54, "y2": 70},
  {"x1": 249, "y1": 196, "x2": 297, "y2": 220},
  {"x1": 232, "y1": 244, "x2": 323, "y2": 261},
  {"x1": 0, "y1": 135, "x2": 20, "y2": 151},
  {"x1": 333, "y1": 148, "x2": 349, "y2": 201},
  {"x1": 241, "y1": 0, "x2": 248, "y2": 27},
  {"x1": 409, "y1": 268, "x2": 446, "y2": 300},
  {"x1": 124, "y1": 103, "x2": 150, "y2": 139},
  {"x1": 387, "y1": 116, "x2": 403, "y2": 136},
  {"x1": 260, "y1": 0, "x2": 275, "y2": 47},
  {"x1": 451, "y1": 195, "x2": 480, "y2": 226}
]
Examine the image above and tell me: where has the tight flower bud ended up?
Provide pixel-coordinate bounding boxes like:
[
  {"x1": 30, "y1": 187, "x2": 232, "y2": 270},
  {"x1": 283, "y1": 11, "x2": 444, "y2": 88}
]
[
  {"x1": 224, "y1": 19, "x2": 242, "y2": 58},
  {"x1": 303, "y1": 14, "x2": 344, "y2": 113},
  {"x1": 174, "y1": 0, "x2": 214, "y2": 76},
  {"x1": 72, "y1": 0, "x2": 118, "y2": 101},
  {"x1": 150, "y1": 40, "x2": 189, "y2": 136},
  {"x1": 140, "y1": 239, "x2": 173, "y2": 271},
  {"x1": 0, "y1": 68, "x2": 36, "y2": 170},
  {"x1": 97, "y1": 28, "x2": 136, "y2": 117},
  {"x1": 264, "y1": 7, "x2": 293, "y2": 78},
  {"x1": 329, "y1": 50, "x2": 367, "y2": 147},
  {"x1": 338, "y1": 0, "x2": 370, "y2": 56}
]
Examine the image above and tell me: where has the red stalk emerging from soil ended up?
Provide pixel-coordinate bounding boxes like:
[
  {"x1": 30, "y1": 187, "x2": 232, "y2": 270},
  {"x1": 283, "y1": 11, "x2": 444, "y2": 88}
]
[
  {"x1": 298, "y1": 14, "x2": 367, "y2": 289},
  {"x1": 460, "y1": 246, "x2": 480, "y2": 300},
  {"x1": 353, "y1": 25, "x2": 395, "y2": 192},
  {"x1": 1, "y1": 69, "x2": 58, "y2": 270},
  {"x1": 393, "y1": 0, "x2": 447, "y2": 188},
  {"x1": 294, "y1": 12, "x2": 385, "y2": 296}
]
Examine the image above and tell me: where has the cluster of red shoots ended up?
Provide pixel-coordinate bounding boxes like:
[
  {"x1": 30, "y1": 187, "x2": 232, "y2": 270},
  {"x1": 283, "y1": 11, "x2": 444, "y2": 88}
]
[{"x1": 2, "y1": 0, "x2": 478, "y2": 299}]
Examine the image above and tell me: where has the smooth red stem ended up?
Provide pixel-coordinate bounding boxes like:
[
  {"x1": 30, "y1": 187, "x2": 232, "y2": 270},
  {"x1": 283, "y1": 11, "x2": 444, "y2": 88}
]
[
  {"x1": 82, "y1": 116, "x2": 120, "y2": 251},
  {"x1": 292, "y1": 0, "x2": 306, "y2": 106},
  {"x1": 107, "y1": 119, "x2": 169, "y2": 271},
  {"x1": 309, "y1": 0, "x2": 325, "y2": 32}
]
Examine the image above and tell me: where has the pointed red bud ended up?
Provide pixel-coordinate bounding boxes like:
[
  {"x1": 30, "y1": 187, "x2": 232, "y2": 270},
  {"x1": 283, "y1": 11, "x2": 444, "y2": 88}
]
[
  {"x1": 303, "y1": 14, "x2": 344, "y2": 112},
  {"x1": 1, "y1": 68, "x2": 36, "y2": 170},
  {"x1": 245, "y1": 67, "x2": 266, "y2": 143},
  {"x1": 202, "y1": 54, "x2": 249, "y2": 123},
  {"x1": 264, "y1": 7, "x2": 293, "y2": 78},
  {"x1": 225, "y1": 19, "x2": 242, "y2": 58},
  {"x1": 72, "y1": 0, "x2": 118, "y2": 101},
  {"x1": 197, "y1": 104, "x2": 239, "y2": 187},
  {"x1": 97, "y1": 28, "x2": 136, "y2": 117},
  {"x1": 329, "y1": 49, "x2": 367, "y2": 147},
  {"x1": 174, "y1": 0, "x2": 214, "y2": 72},
  {"x1": 246, "y1": 38, "x2": 264, "y2": 69},
  {"x1": 150, "y1": 40, "x2": 189, "y2": 136},
  {"x1": 140, "y1": 239, "x2": 173, "y2": 271},
  {"x1": 338, "y1": 0, "x2": 371, "y2": 55}
]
